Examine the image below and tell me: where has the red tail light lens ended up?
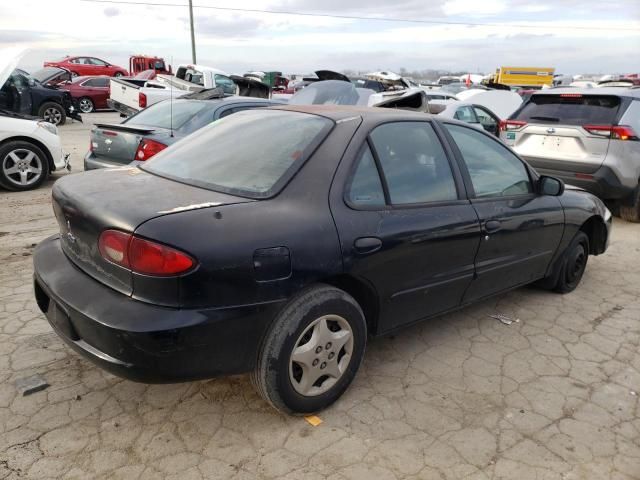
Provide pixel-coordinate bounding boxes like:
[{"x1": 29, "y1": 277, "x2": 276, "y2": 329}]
[
  {"x1": 135, "y1": 139, "x2": 167, "y2": 161},
  {"x1": 583, "y1": 125, "x2": 638, "y2": 140},
  {"x1": 499, "y1": 120, "x2": 527, "y2": 132},
  {"x1": 139, "y1": 92, "x2": 147, "y2": 108},
  {"x1": 98, "y1": 230, "x2": 195, "y2": 276},
  {"x1": 129, "y1": 237, "x2": 195, "y2": 275}
]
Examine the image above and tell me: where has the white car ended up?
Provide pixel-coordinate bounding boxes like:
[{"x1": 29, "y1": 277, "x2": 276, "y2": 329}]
[{"x1": 0, "y1": 110, "x2": 68, "y2": 190}]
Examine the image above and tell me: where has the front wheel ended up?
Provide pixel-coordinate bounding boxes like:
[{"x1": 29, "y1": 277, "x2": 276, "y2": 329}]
[
  {"x1": 0, "y1": 141, "x2": 50, "y2": 191},
  {"x1": 251, "y1": 285, "x2": 367, "y2": 415},
  {"x1": 553, "y1": 232, "x2": 589, "y2": 293},
  {"x1": 38, "y1": 102, "x2": 66, "y2": 126}
]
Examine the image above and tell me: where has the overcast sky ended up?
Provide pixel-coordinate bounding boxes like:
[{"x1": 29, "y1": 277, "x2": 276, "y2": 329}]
[{"x1": 1, "y1": 0, "x2": 639, "y2": 76}]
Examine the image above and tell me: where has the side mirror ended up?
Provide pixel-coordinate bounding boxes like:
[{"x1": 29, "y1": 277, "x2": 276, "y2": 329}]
[{"x1": 538, "y1": 175, "x2": 564, "y2": 196}]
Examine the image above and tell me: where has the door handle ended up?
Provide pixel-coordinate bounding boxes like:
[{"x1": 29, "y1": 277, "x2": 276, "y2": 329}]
[
  {"x1": 484, "y1": 220, "x2": 501, "y2": 233},
  {"x1": 354, "y1": 237, "x2": 382, "y2": 255}
]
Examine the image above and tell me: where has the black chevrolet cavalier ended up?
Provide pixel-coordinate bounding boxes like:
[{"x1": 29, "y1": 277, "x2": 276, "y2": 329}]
[{"x1": 34, "y1": 105, "x2": 611, "y2": 414}]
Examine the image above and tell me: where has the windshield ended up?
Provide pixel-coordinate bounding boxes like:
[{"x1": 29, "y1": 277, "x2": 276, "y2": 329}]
[
  {"x1": 125, "y1": 100, "x2": 210, "y2": 130},
  {"x1": 514, "y1": 95, "x2": 621, "y2": 125},
  {"x1": 154, "y1": 60, "x2": 165, "y2": 69},
  {"x1": 142, "y1": 109, "x2": 333, "y2": 198}
]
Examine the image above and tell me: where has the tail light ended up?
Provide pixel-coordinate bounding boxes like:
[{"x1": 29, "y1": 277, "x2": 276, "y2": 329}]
[
  {"x1": 583, "y1": 125, "x2": 638, "y2": 141},
  {"x1": 499, "y1": 120, "x2": 527, "y2": 132},
  {"x1": 139, "y1": 92, "x2": 147, "y2": 108},
  {"x1": 98, "y1": 230, "x2": 195, "y2": 276},
  {"x1": 135, "y1": 139, "x2": 167, "y2": 161}
]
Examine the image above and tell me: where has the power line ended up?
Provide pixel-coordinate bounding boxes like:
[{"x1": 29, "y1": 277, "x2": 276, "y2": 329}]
[{"x1": 79, "y1": 0, "x2": 639, "y2": 32}]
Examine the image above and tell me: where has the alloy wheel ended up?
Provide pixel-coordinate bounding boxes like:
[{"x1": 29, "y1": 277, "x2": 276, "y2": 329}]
[
  {"x1": 289, "y1": 314, "x2": 354, "y2": 397},
  {"x1": 79, "y1": 98, "x2": 93, "y2": 113},
  {"x1": 2, "y1": 149, "x2": 44, "y2": 187},
  {"x1": 43, "y1": 107, "x2": 62, "y2": 125}
]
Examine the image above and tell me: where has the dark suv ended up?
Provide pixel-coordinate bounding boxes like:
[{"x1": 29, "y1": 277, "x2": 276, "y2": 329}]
[
  {"x1": 0, "y1": 69, "x2": 81, "y2": 125},
  {"x1": 501, "y1": 87, "x2": 640, "y2": 221}
]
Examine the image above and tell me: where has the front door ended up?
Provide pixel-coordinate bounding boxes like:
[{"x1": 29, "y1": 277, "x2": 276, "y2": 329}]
[
  {"x1": 330, "y1": 120, "x2": 481, "y2": 333},
  {"x1": 442, "y1": 122, "x2": 565, "y2": 303}
]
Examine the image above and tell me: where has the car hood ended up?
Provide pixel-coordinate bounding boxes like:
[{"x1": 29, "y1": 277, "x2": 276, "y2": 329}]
[{"x1": 0, "y1": 46, "x2": 27, "y2": 87}]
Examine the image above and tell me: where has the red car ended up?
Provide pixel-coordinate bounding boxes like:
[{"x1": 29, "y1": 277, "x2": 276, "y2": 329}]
[
  {"x1": 59, "y1": 76, "x2": 110, "y2": 113},
  {"x1": 44, "y1": 56, "x2": 128, "y2": 78}
]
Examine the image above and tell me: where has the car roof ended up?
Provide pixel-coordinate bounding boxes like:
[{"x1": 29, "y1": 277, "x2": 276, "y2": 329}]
[
  {"x1": 533, "y1": 87, "x2": 640, "y2": 98},
  {"x1": 269, "y1": 104, "x2": 438, "y2": 122}
]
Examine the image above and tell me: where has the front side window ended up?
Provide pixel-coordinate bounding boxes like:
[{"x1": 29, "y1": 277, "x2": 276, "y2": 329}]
[
  {"x1": 454, "y1": 106, "x2": 478, "y2": 123},
  {"x1": 142, "y1": 110, "x2": 333, "y2": 198},
  {"x1": 347, "y1": 145, "x2": 385, "y2": 208},
  {"x1": 445, "y1": 124, "x2": 532, "y2": 198},
  {"x1": 370, "y1": 122, "x2": 458, "y2": 205}
]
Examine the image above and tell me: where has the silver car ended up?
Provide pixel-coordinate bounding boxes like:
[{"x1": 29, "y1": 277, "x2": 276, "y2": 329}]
[{"x1": 501, "y1": 88, "x2": 640, "y2": 221}]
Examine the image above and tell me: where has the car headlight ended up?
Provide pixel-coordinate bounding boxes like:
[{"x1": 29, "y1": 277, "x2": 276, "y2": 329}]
[{"x1": 37, "y1": 121, "x2": 58, "y2": 136}]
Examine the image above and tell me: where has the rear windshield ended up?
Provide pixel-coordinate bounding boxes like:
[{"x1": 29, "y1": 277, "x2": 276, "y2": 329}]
[
  {"x1": 125, "y1": 100, "x2": 209, "y2": 130},
  {"x1": 514, "y1": 95, "x2": 621, "y2": 125},
  {"x1": 142, "y1": 110, "x2": 333, "y2": 198}
]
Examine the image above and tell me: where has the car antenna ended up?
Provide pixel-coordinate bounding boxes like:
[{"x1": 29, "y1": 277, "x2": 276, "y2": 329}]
[{"x1": 169, "y1": 56, "x2": 174, "y2": 138}]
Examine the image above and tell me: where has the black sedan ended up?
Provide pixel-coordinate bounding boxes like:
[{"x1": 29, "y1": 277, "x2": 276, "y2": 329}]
[
  {"x1": 84, "y1": 95, "x2": 284, "y2": 170},
  {"x1": 34, "y1": 105, "x2": 611, "y2": 414}
]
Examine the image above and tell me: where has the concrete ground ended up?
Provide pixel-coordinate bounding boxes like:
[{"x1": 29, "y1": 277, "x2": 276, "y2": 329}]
[{"x1": 0, "y1": 113, "x2": 639, "y2": 480}]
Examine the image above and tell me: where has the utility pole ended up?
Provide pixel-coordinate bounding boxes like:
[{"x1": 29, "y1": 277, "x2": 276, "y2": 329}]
[{"x1": 188, "y1": 0, "x2": 197, "y2": 64}]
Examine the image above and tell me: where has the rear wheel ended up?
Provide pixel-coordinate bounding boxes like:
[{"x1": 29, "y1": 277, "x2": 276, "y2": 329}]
[
  {"x1": 114, "y1": 72, "x2": 124, "y2": 78},
  {"x1": 619, "y1": 188, "x2": 640, "y2": 223},
  {"x1": 251, "y1": 285, "x2": 367, "y2": 415},
  {"x1": 553, "y1": 232, "x2": 589, "y2": 293},
  {"x1": 78, "y1": 97, "x2": 94, "y2": 113},
  {"x1": 0, "y1": 141, "x2": 50, "y2": 191},
  {"x1": 38, "y1": 102, "x2": 66, "y2": 126}
]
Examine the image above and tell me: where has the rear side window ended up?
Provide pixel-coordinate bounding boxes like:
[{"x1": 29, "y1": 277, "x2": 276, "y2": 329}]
[
  {"x1": 347, "y1": 145, "x2": 385, "y2": 208},
  {"x1": 143, "y1": 110, "x2": 333, "y2": 198},
  {"x1": 515, "y1": 95, "x2": 621, "y2": 126},
  {"x1": 370, "y1": 122, "x2": 458, "y2": 205},
  {"x1": 620, "y1": 101, "x2": 640, "y2": 133}
]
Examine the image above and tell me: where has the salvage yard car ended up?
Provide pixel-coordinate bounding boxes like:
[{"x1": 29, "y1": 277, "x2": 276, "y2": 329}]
[
  {"x1": 85, "y1": 93, "x2": 283, "y2": 169},
  {"x1": 501, "y1": 88, "x2": 640, "y2": 221},
  {"x1": 59, "y1": 76, "x2": 110, "y2": 113},
  {"x1": 44, "y1": 56, "x2": 128, "y2": 78},
  {"x1": 0, "y1": 109, "x2": 68, "y2": 191},
  {"x1": 34, "y1": 105, "x2": 611, "y2": 414}
]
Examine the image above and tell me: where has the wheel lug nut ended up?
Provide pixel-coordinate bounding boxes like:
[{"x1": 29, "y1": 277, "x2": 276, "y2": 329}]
[
  {"x1": 328, "y1": 352, "x2": 335, "y2": 360},
  {"x1": 320, "y1": 362, "x2": 327, "y2": 369},
  {"x1": 325, "y1": 342, "x2": 332, "y2": 350},
  {"x1": 312, "y1": 359, "x2": 319, "y2": 367},
  {"x1": 315, "y1": 346, "x2": 323, "y2": 354}
]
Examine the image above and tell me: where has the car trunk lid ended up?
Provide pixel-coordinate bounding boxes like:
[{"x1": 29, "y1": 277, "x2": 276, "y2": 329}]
[
  {"x1": 505, "y1": 94, "x2": 621, "y2": 173},
  {"x1": 52, "y1": 168, "x2": 253, "y2": 297},
  {"x1": 90, "y1": 123, "x2": 168, "y2": 165}
]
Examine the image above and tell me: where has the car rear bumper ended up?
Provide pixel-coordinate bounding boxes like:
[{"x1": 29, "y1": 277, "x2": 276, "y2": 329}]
[
  {"x1": 107, "y1": 99, "x2": 138, "y2": 117},
  {"x1": 532, "y1": 164, "x2": 634, "y2": 200},
  {"x1": 33, "y1": 235, "x2": 284, "y2": 383},
  {"x1": 84, "y1": 151, "x2": 130, "y2": 170}
]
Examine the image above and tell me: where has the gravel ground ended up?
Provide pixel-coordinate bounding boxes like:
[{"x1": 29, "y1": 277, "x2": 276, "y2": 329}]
[{"x1": 0, "y1": 112, "x2": 639, "y2": 480}]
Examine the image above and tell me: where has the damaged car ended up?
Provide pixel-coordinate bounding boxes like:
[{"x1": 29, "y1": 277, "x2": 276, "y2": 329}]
[{"x1": 35, "y1": 105, "x2": 610, "y2": 414}]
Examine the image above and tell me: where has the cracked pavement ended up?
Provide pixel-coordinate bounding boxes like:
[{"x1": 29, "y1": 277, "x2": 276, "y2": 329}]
[{"x1": 0, "y1": 113, "x2": 639, "y2": 479}]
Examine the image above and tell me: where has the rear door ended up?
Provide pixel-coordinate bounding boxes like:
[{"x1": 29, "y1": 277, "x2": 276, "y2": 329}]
[
  {"x1": 330, "y1": 120, "x2": 481, "y2": 332},
  {"x1": 443, "y1": 123, "x2": 564, "y2": 302},
  {"x1": 503, "y1": 94, "x2": 621, "y2": 173}
]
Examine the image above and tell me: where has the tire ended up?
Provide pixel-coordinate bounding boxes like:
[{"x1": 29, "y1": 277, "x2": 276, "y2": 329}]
[
  {"x1": 114, "y1": 72, "x2": 124, "y2": 78},
  {"x1": 38, "y1": 102, "x2": 66, "y2": 126},
  {"x1": 619, "y1": 188, "x2": 640, "y2": 223},
  {"x1": 78, "y1": 97, "x2": 94, "y2": 113},
  {"x1": 0, "y1": 141, "x2": 50, "y2": 191},
  {"x1": 251, "y1": 284, "x2": 367, "y2": 415},
  {"x1": 553, "y1": 232, "x2": 589, "y2": 294}
]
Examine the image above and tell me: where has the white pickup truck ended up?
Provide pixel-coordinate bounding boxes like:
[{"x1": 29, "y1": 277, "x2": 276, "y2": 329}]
[{"x1": 108, "y1": 64, "x2": 238, "y2": 116}]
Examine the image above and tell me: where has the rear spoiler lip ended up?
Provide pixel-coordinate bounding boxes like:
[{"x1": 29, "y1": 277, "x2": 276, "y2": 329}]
[{"x1": 94, "y1": 123, "x2": 156, "y2": 134}]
